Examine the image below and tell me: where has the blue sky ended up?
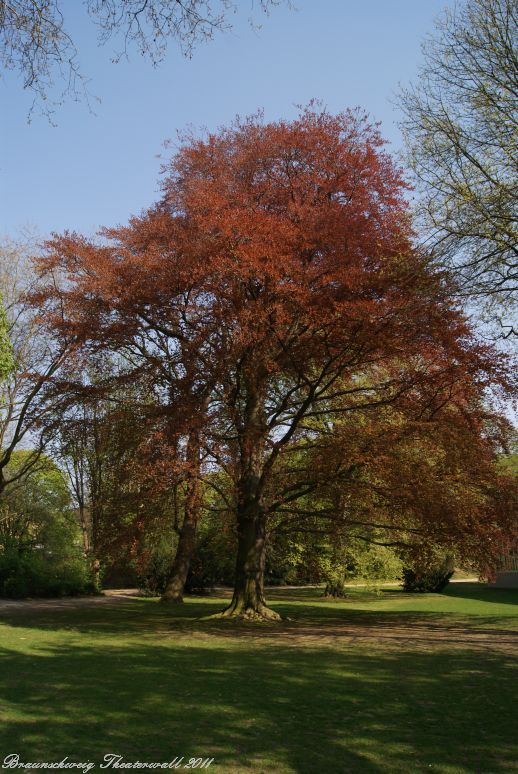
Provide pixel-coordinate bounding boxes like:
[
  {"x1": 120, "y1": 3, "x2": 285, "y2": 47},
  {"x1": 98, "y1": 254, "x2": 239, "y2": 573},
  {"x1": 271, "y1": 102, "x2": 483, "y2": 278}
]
[{"x1": 1, "y1": 0, "x2": 453, "y2": 239}]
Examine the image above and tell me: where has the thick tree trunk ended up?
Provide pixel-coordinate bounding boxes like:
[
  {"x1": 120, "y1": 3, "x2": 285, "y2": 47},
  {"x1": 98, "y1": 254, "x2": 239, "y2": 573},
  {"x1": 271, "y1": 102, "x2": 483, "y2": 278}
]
[
  {"x1": 214, "y1": 377, "x2": 279, "y2": 621},
  {"x1": 324, "y1": 580, "x2": 347, "y2": 598},
  {"x1": 161, "y1": 433, "x2": 201, "y2": 603},
  {"x1": 216, "y1": 506, "x2": 279, "y2": 620}
]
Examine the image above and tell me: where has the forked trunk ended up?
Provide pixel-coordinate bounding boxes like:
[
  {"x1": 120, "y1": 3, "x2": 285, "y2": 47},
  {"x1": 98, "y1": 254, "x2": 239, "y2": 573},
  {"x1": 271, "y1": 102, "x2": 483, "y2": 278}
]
[{"x1": 161, "y1": 433, "x2": 201, "y2": 603}]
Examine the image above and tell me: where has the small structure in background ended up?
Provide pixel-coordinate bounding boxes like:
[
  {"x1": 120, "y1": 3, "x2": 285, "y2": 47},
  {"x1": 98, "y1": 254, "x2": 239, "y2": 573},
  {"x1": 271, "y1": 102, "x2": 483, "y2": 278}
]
[{"x1": 491, "y1": 554, "x2": 518, "y2": 589}]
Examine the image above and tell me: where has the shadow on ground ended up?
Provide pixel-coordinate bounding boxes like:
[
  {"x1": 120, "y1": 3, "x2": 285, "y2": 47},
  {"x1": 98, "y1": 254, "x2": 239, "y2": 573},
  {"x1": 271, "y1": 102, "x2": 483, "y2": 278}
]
[
  {"x1": 0, "y1": 634, "x2": 517, "y2": 773},
  {"x1": 2, "y1": 584, "x2": 518, "y2": 645},
  {"x1": 0, "y1": 587, "x2": 517, "y2": 772}
]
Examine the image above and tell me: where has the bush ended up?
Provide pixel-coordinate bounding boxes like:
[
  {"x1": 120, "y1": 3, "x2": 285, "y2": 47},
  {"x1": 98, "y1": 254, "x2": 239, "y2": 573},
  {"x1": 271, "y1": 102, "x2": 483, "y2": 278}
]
[
  {"x1": 0, "y1": 546, "x2": 95, "y2": 598},
  {"x1": 135, "y1": 546, "x2": 173, "y2": 596},
  {"x1": 401, "y1": 566, "x2": 453, "y2": 593},
  {"x1": 400, "y1": 550, "x2": 455, "y2": 593}
]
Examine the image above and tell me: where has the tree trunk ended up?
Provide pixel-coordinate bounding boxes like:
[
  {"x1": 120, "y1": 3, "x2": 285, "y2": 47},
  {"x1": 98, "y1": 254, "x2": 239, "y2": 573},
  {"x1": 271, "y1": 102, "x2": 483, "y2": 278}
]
[
  {"x1": 324, "y1": 580, "x2": 347, "y2": 598},
  {"x1": 256, "y1": 513, "x2": 268, "y2": 607},
  {"x1": 78, "y1": 501, "x2": 99, "y2": 591},
  {"x1": 160, "y1": 491, "x2": 198, "y2": 603},
  {"x1": 161, "y1": 433, "x2": 201, "y2": 603},
  {"x1": 91, "y1": 557, "x2": 102, "y2": 592},
  {"x1": 214, "y1": 378, "x2": 279, "y2": 621},
  {"x1": 216, "y1": 504, "x2": 279, "y2": 620}
]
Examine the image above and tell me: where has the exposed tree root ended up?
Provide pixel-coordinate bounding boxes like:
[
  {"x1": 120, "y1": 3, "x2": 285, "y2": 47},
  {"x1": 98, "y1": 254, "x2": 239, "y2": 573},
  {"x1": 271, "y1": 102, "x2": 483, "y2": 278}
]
[{"x1": 208, "y1": 601, "x2": 282, "y2": 622}]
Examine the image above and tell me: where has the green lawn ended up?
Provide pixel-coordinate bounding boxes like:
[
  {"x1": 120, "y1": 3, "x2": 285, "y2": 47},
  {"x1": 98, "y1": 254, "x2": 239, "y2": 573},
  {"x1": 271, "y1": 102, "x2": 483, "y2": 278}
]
[{"x1": 0, "y1": 583, "x2": 517, "y2": 773}]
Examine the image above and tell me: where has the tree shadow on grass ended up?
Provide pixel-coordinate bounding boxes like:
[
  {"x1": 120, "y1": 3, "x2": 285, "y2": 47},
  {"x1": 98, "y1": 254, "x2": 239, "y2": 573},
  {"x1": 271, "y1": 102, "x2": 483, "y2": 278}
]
[
  {"x1": 0, "y1": 635, "x2": 517, "y2": 774},
  {"x1": 381, "y1": 582, "x2": 518, "y2": 605},
  {"x1": 3, "y1": 594, "x2": 518, "y2": 650},
  {"x1": 442, "y1": 582, "x2": 518, "y2": 604}
]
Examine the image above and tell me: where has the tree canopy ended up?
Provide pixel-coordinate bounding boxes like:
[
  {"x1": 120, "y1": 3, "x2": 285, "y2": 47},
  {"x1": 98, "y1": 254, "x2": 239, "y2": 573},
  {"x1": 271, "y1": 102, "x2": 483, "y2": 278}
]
[
  {"x1": 32, "y1": 106, "x2": 518, "y2": 617},
  {"x1": 0, "y1": 292, "x2": 14, "y2": 381},
  {"x1": 399, "y1": 0, "x2": 518, "y2": 335}
]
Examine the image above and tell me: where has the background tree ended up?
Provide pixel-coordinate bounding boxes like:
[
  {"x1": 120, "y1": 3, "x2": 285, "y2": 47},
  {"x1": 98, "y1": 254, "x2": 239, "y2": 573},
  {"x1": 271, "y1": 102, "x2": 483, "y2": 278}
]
[
  {"x1": 0, "y1": 452, "x2": 92, "y2": 597},
  {"x1": 0, "y1": 291, "x2": 14, "y2": 380},
  {"x1": 0, "y1": 237, "x2": 68, "y2": 496},
  {"x1": 399, "y1": 0, "x2": 518, "y2": 335},
  {"x1": 53, "y1": 359, "x2": 179, "y2": 589},
  {"x1": 265, "y1": 390, "x2": 518, "y2": 592},
  {"x1": 0, "y1": 0, "x2": 286, "y2": 120}
]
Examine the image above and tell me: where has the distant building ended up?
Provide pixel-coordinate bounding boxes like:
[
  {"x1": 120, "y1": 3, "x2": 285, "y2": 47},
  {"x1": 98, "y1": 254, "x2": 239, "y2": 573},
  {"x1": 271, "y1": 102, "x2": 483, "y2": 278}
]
[{"x1": 491, "y1": 553, "x2": 518, "y2": 588}]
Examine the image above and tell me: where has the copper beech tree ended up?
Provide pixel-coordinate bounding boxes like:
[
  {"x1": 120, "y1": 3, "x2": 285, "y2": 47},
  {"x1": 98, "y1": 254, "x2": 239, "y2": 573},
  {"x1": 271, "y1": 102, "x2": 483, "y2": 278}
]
[{"x1": 34, "y1": 108, "x2": 516, "y2": 619}]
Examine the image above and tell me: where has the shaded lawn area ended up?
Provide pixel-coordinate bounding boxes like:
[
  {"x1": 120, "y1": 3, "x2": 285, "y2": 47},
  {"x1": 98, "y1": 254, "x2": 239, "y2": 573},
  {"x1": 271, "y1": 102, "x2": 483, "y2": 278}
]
[{"x1": 0, "y1": 584, "x2": 517, "y2": 773}]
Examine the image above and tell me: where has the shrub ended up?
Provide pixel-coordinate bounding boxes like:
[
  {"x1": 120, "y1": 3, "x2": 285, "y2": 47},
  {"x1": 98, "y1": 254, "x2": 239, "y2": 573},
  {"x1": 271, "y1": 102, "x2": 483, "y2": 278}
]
[
  {"x1": 0, "y1": 546, "x2": 95, "y2": 598},
  {"x1": 401, "y1": 555, "x2": 454, "y2": 593},
  {"x1": 135, "y1": 546, "x2": 174, "y2": 596}
]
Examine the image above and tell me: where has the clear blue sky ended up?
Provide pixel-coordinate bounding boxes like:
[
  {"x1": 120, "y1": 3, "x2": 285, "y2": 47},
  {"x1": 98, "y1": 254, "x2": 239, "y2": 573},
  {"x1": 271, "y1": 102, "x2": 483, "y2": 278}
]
[{"x1": 1, "y1": 0, "x2": 453, "y2": 240}]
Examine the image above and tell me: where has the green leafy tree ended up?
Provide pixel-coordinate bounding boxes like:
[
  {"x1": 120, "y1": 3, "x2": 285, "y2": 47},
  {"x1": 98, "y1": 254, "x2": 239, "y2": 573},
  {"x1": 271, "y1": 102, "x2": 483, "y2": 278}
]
[
  {"x1": 0, "y1": 452, "x2": 92, "y2": 597},
  {"x1": 0, "y1": 292, "x2": 14, "y2": 380},
  {"x1": 399, "y1": 0, "x2": 518, "y2": 335},
  {"x1": 0, "y1": 237, "x2": 68, "y2": 496}
]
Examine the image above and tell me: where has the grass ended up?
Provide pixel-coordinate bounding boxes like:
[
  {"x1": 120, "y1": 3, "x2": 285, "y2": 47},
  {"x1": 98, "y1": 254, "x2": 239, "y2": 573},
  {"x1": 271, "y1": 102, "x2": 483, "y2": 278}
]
[{"x1": 0, "y1": 583, "x2": 517, "y2": 773}]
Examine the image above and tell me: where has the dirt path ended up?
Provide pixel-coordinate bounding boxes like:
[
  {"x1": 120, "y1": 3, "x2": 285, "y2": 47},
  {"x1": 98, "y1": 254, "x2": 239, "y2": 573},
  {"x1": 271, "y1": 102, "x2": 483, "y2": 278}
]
[
  {"x1": 0, "y1": 580, "x2": 480, "y2": 612},
  {"x1": 0, "y1": 588, "x2": 140, "y2": 611}
]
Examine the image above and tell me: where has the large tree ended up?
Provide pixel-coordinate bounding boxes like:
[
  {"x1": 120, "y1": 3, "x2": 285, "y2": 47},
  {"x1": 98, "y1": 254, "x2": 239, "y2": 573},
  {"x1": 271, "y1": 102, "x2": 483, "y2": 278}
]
[
  {"x1": 34, "y1": 107, "x2": 515, "y2": 618},
  {"x1": 399, "y1": 0, "x2": 518, "y2": 335}
]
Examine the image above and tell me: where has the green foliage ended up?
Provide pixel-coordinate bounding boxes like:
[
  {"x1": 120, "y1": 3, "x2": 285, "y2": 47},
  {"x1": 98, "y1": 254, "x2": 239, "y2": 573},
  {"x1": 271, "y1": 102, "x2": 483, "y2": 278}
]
[
  {"x1": 401, "y1": 567, "x2": 454, "y2": 594},
  {"x1": 498, "y1": 453, "x2": 518, "y2": 477},
  {"x1": 264, "y1": 510, "x2": 403, "y2": 591},
  {"x1": 186, "y1": 526, "x2": 236, "y2": 592},
  {"x1": 318, "y1": 538, "x2": 403, "y2": 596},
  {"x1": 400, "y1": 551, "x2": 455, "y2": 594},
  {"x1": 0, "y1": 453, "x2": 94, "y2": 597},
  {"x1": 0, "y1": 292, "x2": 14, "y2": 381},
  {"x1": 135, "y1": 532, "x2": 178, "y2": 596},
  {"x1": 0, "y1": 545, "x2": 93, "y2": 598}
]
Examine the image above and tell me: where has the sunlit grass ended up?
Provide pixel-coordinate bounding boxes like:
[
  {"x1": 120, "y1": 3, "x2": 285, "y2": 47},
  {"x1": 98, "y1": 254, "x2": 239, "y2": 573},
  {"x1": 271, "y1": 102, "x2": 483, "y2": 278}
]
[{"x1": 0, "y1": 583, "x2": 517, "y2": 773}]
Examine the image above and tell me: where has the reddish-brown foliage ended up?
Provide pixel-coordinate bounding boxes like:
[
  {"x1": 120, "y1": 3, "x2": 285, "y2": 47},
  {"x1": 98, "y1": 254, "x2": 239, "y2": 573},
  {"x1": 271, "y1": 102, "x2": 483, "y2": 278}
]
[{"x1": 33, "y1": 107, "x2": 517, "y2": 616}]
